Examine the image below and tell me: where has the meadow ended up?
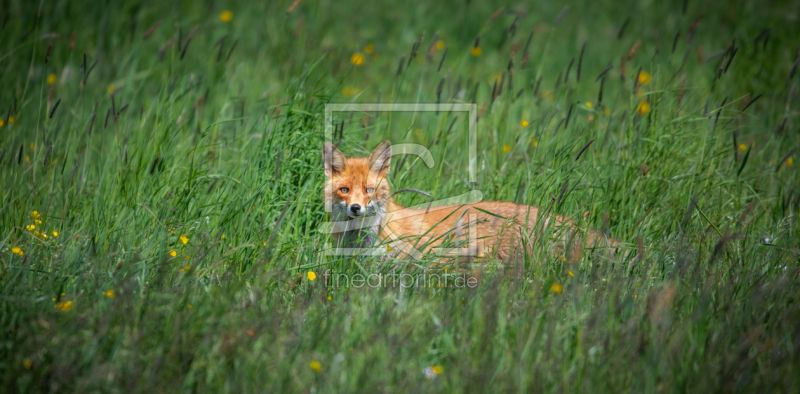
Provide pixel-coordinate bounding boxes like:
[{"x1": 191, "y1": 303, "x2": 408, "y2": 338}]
[{"x1": 1, "y1": 0, "x2": 799, "y2": 392}]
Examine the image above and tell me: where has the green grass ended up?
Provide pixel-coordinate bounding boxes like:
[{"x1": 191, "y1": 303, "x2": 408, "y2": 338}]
[{"x1": 2, "y1": 0, "x2": 799, "y2": 391}]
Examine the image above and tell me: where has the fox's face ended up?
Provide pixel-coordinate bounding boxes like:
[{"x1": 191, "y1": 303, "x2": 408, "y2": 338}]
[{"x1": 323, "y1": 140, "x2": 392, "y2": 220}]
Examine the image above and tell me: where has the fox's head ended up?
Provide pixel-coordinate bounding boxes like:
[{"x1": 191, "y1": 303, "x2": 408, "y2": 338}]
[{"x1": 323, "y1": 140, "x2": 392, "y2": 220}]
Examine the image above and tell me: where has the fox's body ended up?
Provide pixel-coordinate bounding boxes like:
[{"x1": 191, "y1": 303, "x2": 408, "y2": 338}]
[{"x1": 324, "y1": 140, "x2": 620, "y2": 261}]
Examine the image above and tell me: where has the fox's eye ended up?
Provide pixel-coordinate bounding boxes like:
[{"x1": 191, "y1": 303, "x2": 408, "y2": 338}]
[
  {"x1": 339, "y1": 187, "x2": 349, "y2": 194},
  {"x1": 366, "y1": 187, "x2": 375, "y2": 193}
]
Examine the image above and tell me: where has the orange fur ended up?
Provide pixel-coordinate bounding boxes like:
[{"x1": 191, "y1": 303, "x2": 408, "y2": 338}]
[{"x1": 323, "y1": 140, "x2": 622, "y2": 261}]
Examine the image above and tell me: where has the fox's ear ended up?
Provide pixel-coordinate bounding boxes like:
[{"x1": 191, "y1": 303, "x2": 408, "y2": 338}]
[
  {"x1": 368, "y1": 140, "x2": 392, "y2": 177},
  {"x1": 323, "y1": 142, "x2": 347, "y2": 177}
]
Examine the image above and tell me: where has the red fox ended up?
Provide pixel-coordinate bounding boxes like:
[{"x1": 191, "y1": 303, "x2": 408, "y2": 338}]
[{"x1": 323, "y1": 140, "x2": 623, "y2": 261}]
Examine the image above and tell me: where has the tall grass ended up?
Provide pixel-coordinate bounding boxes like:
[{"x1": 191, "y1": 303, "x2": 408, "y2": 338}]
[{"x1": 1, "y1": 0, "x2": 799, "y2": 391}]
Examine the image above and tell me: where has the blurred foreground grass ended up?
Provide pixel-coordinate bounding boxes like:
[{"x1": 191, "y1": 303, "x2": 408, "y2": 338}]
[{"x1": 1, "y1": 0, "x2": 799, "y2": 391}]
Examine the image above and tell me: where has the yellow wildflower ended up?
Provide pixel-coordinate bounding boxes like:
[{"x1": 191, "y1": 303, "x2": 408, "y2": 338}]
[
  {"x1": 738, "y1": 144, "x2": 747, "y2": 151},
  {"x1": 531, "y1": 139, "x2": 538, "y2": 147},
  {"x1": 327, "y1": 295, "x2": 332, "y2": 301},
  {"x1": 8, "y1": 116, "x2": 14, "y2": 124},
  {"x1": 52, "y1": 231, "x2": 58, "y2": 237},
  {"x1": 502, "y1": 145, "x2": 512, "y2": 153},
  {"x1": 11, "y1": 247, "x2": 23, "y2": 255},
  {"x1": 307, "y1": 271, "x2": 317, "y2": 281},
  {"x1": 470, "y1": 47, "x2": 482, "y2": 56},
  {"x1": 350, "y1": 53, "x2": 365, "y2": 66},
  {"x1": 585, "y1": 102, "x2": 592, "y2": 108},
  {"x1": 436, "y1": 40, "x2": 445, "y2": 50},
  {"x1": 342, "y1": 87, "x2": 359, "y2": 97},
  {"x1": 638, "y1": 71, "x2": 652, "y2": 85},
  {"x1": 386, "y1": 245, "x2": 393, "y2": 252},
  {"x1": 310, "y1": 361, "x2": 322, "y2": 372},
  {"x1": 180, "y1": 235, "x2": 188, "y2": 244},
  {"x1": 169, "y1": 250, "x2": 177, "y2": 257},
  {"x1": 604, "y1": 109, "x2": 611, "y2": 115},
  {"x1": 221, "y1": 234, "x2": 226, "y2": 239},
  {"x1": 187, "y1": 304, "x2": 193, "y2": 309},
  {"x1": 105, "y1": 290, "x2": 114, "y2": 298},
  {"x1": 787, "y1": 157, "x2": 793, "y2": 166},
  {"x1": 432, "y1": 365, "x2": 443, "y2": 375},
  {"x1": 47, "y1": 73, "x2": 56, "y2": 85},
  {"x1": 220, "y1": 10, "x2": 233, "y2": 22},
  {"x1": 636, "y1": 101, "x2": 650, "y2": 115},
  {"x1": 107, "y1": 85, "x2": 115, "y2": 94},
  {"x1": 56, "y1": 300, "x2": 73, "y2": 311},
  {"x1": 0, "y1": 119, "x2": 4, "y2": 127},
  {"x1": 521, "y1": 120, "x2": 529, "y2": 128},
  {"x1": 551, "y1": 283, "x2": 563, "y2": 294},
  {"x1": 30, "y1": 143, "x2": 35, "y2": 150},
  {"x1": 568, "y1": 270, "x2": 574, "y2": 277},
  {"x1": 26, "y1": 224, "x2": 35, "y2": 231},
  {"x1": 23, "y1": 359, "x2": 32, "y2": 369},
  {"x1": 364, "y1": 44, "x2": 375, "y2": 54}
]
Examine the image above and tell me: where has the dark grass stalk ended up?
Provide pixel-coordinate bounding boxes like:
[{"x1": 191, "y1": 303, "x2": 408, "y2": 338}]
[
  {"x1": 45, "y1": 44, "x2": 52, "y2": 63},
  {"x1": 617, "y1": 17, "x2": 631, "y2": 39},
  {"x1": 226, "y1": 39, "x2": 238, "y2": 63},
  {"x1": 395, "y1": 56, "x2": 405, "y2": 78},
  {"x1": 104, "y1": 109, "x2": 110, "y2": 129},
  {"x1": 16, "y1": 144, "x2": 22, "y2": 165},
  {"x1": 597, "y1": 78, "x2": 605, "y2": 107},
  {"x1": 575, "y1": 139, "x2": 594, "y2": 161},
  {"x1": 69, "y1": 162, "x2": 79, "y2": 185},
  {"x1": 522, "y1": 32, "x2": 533, "y2": 68},
  {"x1": 437, "y1": 47, "x2": 447, "y2": 72},
  {"x1": 436, "y1": 77, "x2": 445, "y2": 114},
  {"x1": 723, "y1": 47, "x2": 738, "y2": 73},
  {"x1": 49, "y1": 98, "x2": 61, "y2": 118},
  {"x1": 159, "y1": 39, "x2": 173, "y2": 62},
  {"x1": 143, "y1": 21, "x2": 162, "y2": 39},
  {"x1": 84, "y1": 59, "x2": 98, "y2": 83},
  {"x1": 733, "y1": 130, "x2": 739, "y2": 162},
  {"x1": 776, "y1": 117, "x2": 786, "y2": 137},
  {"x1": 217, "y1": 36, "x2": 227, "y2": 63},
  {"x1": 88, "y1": 106, "x2": 96, "y2": 136},
  {"x1": 0, "y1": 147, "x2": 5, "y2": 166},
  {"x1": 741, "y1": 93, "x2": 762, "y2": 113},
  {"x1": 672, "y1": 31, "x2": 680, "y2": 54},
  {"x1": 564, "y1": 103, "x2": 574, "y2": 129},
  {"x1": 785, "y1": 58, "x2": 798, "y2": 87},
  {"x1": 149, "y1": 157, "x2": 159, "y2": 175},
  {"x1": 565, "y1": 58, "x2": 574, "y2": 83},
  {"x1": 595, "y1": 65, "x2": 612, "y2": 82}
]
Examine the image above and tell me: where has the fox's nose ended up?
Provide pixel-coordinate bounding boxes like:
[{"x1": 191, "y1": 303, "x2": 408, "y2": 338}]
[{"x1": 350, "y1": 204, "x2": 362, "y2": 214}]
